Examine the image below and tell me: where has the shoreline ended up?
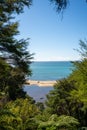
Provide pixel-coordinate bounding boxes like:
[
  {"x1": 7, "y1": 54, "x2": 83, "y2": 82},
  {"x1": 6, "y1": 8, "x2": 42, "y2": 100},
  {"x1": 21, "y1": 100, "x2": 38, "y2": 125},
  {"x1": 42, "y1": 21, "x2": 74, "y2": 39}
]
[{"x1": 25, "y1": 80, "x2": 57, "y2": 87}]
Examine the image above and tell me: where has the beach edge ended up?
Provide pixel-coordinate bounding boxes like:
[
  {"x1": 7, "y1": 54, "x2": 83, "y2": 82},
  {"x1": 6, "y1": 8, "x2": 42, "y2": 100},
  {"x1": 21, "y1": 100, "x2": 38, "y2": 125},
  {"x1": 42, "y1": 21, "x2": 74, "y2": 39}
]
[{"x1": 25, "y1": 80, "x2": 57, "y2": 87}]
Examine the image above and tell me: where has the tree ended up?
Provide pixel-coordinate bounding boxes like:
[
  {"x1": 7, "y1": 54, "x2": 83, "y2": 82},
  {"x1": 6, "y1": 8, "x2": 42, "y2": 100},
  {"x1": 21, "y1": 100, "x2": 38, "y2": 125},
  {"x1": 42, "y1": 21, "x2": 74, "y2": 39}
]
[
  {"x1": 69, "y1": 40, "x2": 87, "y2": 103},
  {"x1": 0, "y1": 108, "x2": 22, "y2": 130},
  {"x1": 68, "y1": 41, "x2": 87, "y2": 126},
  {"x1": 50, "y1": 0, "x2": 87, "y2": 13},
  {"x1": 37, "y1": 114, "x2": 79, "y2": 130},
  {"x1": 0, "y1": 0, "x2": 33, "y2": 100},
  {"x1": 46, "y1": 79, "x2": 84, "y2": 123},
  {"x1": 50, "y1": 0, "x2": 68, "y2": 12},
  {"x1": 77, "y1": 40, "x2": 87, "y2": 58},
  {"x1": 45, "y1": 41, "x2": 87, "y2": 127},
  {"x1": 5, "y1": 98, "x2": 39, "y2": 129}
]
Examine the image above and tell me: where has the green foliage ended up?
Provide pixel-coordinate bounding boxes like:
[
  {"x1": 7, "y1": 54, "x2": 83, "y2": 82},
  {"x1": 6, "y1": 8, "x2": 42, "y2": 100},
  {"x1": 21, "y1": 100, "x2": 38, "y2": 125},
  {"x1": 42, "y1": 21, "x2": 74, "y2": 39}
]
[
  {"x1": 0, "y1": 1, "x2": 87, "y2": 130},
  {"x1": 0, "y1": 98, "x2": 40, "y2": 130},
  {"x1": 0, "y1": 108, "x2": 22, "y2": 130},
  {"x1": 35, "y1": 109, "x2": 51, "y2": 123},
  {"x1": 0, "y1": 0, "x2": 32, "y2": 14},
  {"x1": 68, "y1": 41, "x2": 87, "y2": 126},
  {"x1": 45, "y1": 41, "x2": 87, "y2": 127},
  {"x1": 0, "y1": 0, "x2": 33, "y2": 100},
  {"x1": 0, "y1": 100, "x2": 80, "y2": 130},
  {"x1": 0, "y1": 58, "x2": 11, "y2": 91},
  {"x1": 77, "y1": 40, "x2": 87, "y2": 58},
  {"x1": 46, "y1": 79, "x2": 81, "y2": 117},
  {"x1": 36, "y1": 102, "x2": 45, "y2": 111},
  {"x1": 70, "y1": 59, "x2": 87, "y2": 103},
  {"x1": 24, "y1": 118, "x2": 38, "y2": 130},
  {"x1": 37, "y1": 114, "x2": 79, "y2": 130},
  {"x1": 5, "y1": 98, "x2": 39, "y2": 121}
]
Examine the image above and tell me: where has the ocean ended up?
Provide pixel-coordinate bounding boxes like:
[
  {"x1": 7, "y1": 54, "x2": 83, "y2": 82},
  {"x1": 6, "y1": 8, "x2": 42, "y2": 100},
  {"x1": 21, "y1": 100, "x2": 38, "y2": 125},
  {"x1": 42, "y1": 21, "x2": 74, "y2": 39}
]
[{"x1": 24, "y1": 61, "x2": 74, "y2": 102}]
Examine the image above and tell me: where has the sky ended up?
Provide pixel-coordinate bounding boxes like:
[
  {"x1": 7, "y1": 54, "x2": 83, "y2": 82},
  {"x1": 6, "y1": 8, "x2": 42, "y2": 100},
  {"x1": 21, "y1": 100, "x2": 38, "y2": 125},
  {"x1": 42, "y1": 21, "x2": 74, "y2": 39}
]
[{"x1": 16, "y1": 0, "x2": 87, "y2": 61}]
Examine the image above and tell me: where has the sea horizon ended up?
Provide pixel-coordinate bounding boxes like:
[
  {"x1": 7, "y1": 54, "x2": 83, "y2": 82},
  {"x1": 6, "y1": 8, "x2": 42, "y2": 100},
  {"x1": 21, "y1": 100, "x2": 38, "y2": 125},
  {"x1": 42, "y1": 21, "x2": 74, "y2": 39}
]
[{"x1": 31, "y1": 60, "x2": 78, "y2": 62}]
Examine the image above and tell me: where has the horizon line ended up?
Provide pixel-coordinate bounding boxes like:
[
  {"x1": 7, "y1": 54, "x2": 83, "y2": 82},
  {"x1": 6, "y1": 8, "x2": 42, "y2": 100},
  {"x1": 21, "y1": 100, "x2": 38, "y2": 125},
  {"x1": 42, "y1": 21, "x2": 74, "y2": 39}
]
[{"x1": 31, "y1": 60, "x2": 79, "y2": 62}]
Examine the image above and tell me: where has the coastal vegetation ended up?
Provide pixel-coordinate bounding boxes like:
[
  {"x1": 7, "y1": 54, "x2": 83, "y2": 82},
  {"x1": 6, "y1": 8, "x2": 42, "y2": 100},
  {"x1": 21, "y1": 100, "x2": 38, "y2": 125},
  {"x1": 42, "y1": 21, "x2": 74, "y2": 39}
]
[
  {"x1": 0, "y1": 0, "x2": 33, "y2": 100},
  {"x1": 0, "y1": 0, "x2": 87, "y2": 130}
]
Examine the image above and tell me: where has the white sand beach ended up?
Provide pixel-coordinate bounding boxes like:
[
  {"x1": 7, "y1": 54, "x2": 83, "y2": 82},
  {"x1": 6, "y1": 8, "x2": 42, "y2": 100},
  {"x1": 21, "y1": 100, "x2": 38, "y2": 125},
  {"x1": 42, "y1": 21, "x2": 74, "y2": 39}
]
[{"x1": 25, "y1": 80, "x2": 57, "y2": 87}]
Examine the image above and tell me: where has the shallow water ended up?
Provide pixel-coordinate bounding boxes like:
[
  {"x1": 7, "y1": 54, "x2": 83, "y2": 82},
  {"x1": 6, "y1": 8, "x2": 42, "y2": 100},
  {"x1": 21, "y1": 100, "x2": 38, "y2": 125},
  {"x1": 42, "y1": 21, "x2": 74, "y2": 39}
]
[{"x1": 24, "y1": 85, "x2": 53, "y2": 102}]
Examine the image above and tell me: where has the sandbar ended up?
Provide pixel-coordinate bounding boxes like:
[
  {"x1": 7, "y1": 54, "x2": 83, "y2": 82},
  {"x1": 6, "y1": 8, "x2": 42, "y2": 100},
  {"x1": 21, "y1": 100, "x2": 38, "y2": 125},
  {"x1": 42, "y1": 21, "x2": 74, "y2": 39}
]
[{"x1": 25, "y1": 80, "x2": 57, "y2": 87}]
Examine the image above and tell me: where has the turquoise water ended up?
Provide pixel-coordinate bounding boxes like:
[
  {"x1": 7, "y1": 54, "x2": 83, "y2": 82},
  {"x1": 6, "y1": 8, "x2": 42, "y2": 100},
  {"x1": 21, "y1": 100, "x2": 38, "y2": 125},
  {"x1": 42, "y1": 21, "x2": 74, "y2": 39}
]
[
  {"x1": 29, "y1": 61, "x2": 73, "y2": 80},
  {"x1": 24, "y1": 61, "x2": 74, "y2": 102}
]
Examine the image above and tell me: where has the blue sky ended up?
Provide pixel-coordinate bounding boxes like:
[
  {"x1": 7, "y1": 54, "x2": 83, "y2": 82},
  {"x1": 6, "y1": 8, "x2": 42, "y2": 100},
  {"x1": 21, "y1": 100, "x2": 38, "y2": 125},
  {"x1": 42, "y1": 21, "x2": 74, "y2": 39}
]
[{"x1": 16, "y1": 0, "x2": 87, "y2": 61}]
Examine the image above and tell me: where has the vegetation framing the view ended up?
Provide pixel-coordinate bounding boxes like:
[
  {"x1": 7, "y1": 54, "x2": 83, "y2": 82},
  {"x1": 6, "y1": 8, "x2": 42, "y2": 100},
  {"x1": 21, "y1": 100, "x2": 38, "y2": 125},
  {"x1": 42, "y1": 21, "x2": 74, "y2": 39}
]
[{"x1": 0, "y1": 0, "x2": 87, "y2": 130}]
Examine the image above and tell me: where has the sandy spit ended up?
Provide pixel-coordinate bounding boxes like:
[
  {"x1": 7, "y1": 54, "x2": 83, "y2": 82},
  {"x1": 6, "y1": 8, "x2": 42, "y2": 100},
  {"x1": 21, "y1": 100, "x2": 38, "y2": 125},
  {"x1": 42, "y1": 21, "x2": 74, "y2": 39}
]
[{"x1": 25, "y1": 80, "x2": 57, "y2": 87}]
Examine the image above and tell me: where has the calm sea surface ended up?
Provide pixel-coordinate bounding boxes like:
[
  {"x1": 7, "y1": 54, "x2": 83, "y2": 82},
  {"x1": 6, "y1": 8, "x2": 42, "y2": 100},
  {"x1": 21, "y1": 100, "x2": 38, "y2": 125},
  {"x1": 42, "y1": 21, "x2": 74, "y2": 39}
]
[{"x1": 24, "y1": 61, "x2": 74, "y2": 102}]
